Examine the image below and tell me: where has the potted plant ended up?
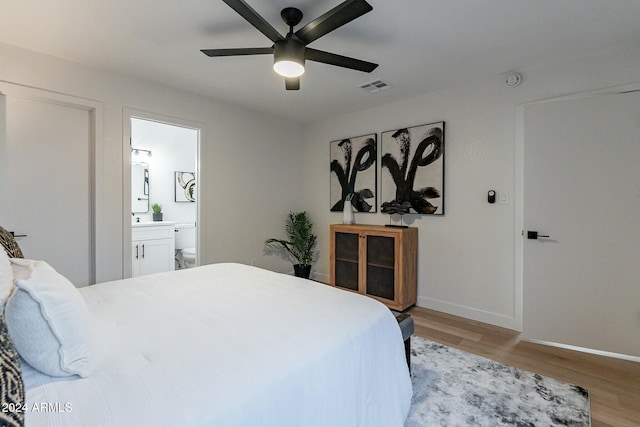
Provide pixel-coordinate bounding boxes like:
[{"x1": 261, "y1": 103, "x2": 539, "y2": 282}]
[
  {"x1": 152, "y1": 203, "x2": 163, "y2": 221},
  {"x1": 264, "y1": 211, "x2": 317, "y2": 278}
]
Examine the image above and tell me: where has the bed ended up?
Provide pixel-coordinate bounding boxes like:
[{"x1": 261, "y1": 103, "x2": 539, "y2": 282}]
[{"x1": 1, "y1": 258, "x2": 412, "y2": 427}]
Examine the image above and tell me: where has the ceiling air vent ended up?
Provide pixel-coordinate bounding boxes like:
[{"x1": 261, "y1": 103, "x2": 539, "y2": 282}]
[{"x1": 359, "y1": 79, "x2": 390, "y2": 94}]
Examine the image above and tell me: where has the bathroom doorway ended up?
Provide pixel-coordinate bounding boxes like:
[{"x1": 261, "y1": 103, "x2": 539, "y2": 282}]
[{"x1": 125, "y1": 112, "x2": 202, "y2": 277}]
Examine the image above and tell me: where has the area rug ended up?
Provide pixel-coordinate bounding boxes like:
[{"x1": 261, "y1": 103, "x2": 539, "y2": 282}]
[{"x1": 405, "y1": 336, "x2": 591, "y2": 426}]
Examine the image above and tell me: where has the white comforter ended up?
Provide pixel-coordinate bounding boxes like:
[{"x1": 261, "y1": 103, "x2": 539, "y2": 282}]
[{"x1": 23, "y1": 263, "x2": 412, "y2": 426}]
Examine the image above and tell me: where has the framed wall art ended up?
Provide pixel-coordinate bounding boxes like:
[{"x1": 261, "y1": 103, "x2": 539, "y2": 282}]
[
  {"x1": 175, "y1": 171, "x2": 196, "y2": 202},
  {"x1": 330, "y1": 134, "x2": 377, "y2": 212},
  {"x1": 380, "y1": 122, "x2": 445, "y2": 215}
]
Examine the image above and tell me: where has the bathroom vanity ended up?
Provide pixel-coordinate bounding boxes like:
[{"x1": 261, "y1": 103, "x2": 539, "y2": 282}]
[{"x1": 131, "y1": 221, "x2": 175, "y2": 277}]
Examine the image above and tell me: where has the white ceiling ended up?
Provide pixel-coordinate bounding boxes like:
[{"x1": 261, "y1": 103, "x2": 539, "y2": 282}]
[{"x1": 2, "y1": 0, "x2": 639, "y2": 123}]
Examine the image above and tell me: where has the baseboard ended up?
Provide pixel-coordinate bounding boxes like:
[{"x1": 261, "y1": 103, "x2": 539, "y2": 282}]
[
  {"x1": 312, "y1": 272, "x2": 329, "y2": 283},
  {"x1": 417, "y1": 296, "x2": 520, "y2": 331},
  {"x1": 414, "y1": 297, "x2": 640, "y2": 362},
  {"x1": 525, "y1": 339, "x2": 640, "y2": 363}
]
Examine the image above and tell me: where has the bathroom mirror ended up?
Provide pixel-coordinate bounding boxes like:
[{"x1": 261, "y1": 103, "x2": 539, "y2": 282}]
[{"x1": 132, "y1": 162, "x2": 149, "y2": 213}]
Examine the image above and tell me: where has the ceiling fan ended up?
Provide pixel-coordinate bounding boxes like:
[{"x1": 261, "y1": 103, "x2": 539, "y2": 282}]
[{"x1": 201, "y1": 0, "x2": 378, "y2": 90}]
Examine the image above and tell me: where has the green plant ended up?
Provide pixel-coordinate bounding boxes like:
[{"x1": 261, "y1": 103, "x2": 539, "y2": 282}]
[
  {"x1": 264, "y1": 211, "x2": 317, "y2": 267},
  {"x1": 152, "y1": 203, "x2": 162, "y2": 214}
]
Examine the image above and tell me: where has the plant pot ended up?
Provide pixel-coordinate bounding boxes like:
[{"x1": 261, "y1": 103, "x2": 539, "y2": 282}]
[
  {"x1": 153, "y1": 213, "x2": 163, "y2": 222},
  {"x1": 293, "y1": 264, "x2": 311, "y2": 279}
]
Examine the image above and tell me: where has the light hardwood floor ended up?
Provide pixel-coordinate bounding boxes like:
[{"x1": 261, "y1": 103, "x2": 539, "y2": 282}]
[{"x1": 406, "y1": 306, "x2": 640, "y2": 427}]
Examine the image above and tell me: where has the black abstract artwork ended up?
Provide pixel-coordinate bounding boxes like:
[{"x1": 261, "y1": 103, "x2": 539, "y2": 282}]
[
  {"x1": 381, "y1": 122, "x2": 444, "y2": 215},
  {"x1": 175, "y1": 171, "x2": 196, "y2": 202},
  {"x1": 330, "y1": 134, "x2": 377, "y2": 212}
]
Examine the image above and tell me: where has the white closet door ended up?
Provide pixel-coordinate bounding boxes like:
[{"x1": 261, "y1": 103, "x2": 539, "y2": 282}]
[
  {"x1": 522, "y1": 90, "x2": 640, "y2": 357},
  {"x1": 0, "y1": 94, "x2": 93, "y2": 286}
]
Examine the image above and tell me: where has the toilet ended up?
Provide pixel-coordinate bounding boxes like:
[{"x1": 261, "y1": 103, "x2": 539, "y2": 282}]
[{"x1": 174, "y1": 222, "x2": 197, "y2": 269}]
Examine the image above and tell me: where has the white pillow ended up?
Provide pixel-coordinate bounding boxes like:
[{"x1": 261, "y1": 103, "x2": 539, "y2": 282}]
[
  {"x1": 9, "y1": 257, "x2": 35, "y2": 283},
  {"x1": 0, "y1": 250, "x2": 13, "y2": 308},
  {"x1": 5, "y1": 260, "x2": 91, "y2": 377}
]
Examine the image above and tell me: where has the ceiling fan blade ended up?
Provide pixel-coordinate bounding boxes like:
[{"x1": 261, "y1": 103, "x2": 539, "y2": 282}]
[
  {"x1": 222, "y1": 0, "x2": 284, "y2": 43},
  {"x1": 306, "y1": 48, "x2": 378, "y2": 73},
  {"x1": 285, "y1": 77, "x2": 300, "y2": 91},
  {"x1": 295, "y1": 0, "x2": 373, "y2": 45},
  {"x1": 201, "y1": 47, "x2": 273, "y2": 57}
]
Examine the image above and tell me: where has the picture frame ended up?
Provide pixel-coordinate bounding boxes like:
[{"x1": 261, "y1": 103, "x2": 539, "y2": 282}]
[
  {"x1": 380, "y1": 122, "x2": 445, "y2": 215},
  {"x1": 174, "y1": 171, "x2": 196, "y2": 202},
  {"x1": 330, "y1": 133, "x2": 377, "y2": 213}
]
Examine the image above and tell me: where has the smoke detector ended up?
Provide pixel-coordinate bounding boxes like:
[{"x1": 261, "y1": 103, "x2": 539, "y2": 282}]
[{"x1": 504, "y1": 73, "x2": 522, "y2": 88}]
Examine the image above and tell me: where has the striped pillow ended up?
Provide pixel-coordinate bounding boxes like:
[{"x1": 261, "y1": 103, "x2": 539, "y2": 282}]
[
  {"x1": 0, "y1": 227, "x2": 23, "y2": 259},
  {"x1": 0, "y1": 314, "x2": 24, "y2": 427}
]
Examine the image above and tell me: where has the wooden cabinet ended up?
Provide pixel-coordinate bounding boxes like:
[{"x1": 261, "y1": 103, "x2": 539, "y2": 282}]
[
  {"x1": 132, "y1": 222, "x2": 175, "y2": 277},
  {"x1": 329, "y1": 224, "x2": 418, "y2": 311}
]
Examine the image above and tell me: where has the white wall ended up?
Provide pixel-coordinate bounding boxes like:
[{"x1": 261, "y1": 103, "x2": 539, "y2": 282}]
[
  {"x1": 302, "y1": 44, "x2": 640, "y2": 330},
  {"x1": 0, "y1": 42, "x2": 305, "y2": 281}
]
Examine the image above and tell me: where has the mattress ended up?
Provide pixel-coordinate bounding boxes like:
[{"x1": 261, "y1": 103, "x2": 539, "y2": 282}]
[{"x1": 22, "y1": 263, "x2": 412, "y2": 426}]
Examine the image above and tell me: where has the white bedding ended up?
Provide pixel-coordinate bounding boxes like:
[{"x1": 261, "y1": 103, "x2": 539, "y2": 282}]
[{"x1": 22, "y1": 263, "x2": 412, "y2": 426}]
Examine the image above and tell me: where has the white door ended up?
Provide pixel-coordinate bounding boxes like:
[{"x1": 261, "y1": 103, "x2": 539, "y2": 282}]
[
  {"x1": 138, "y1": 238, "x2": 174, "y2": 276},
  {"x1": 132, "y1": 238, "x2": 175, "y2": 277},
  {"x1": 0, "y1": 94, "x2": 93, "y2": 286},
  {"x1": 522, "y1": 90, "x2": 640, "y2": 357}
]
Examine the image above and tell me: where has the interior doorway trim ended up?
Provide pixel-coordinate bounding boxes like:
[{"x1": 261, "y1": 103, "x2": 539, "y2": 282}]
[
  {"x1": 123, "y1": 108, "x2": 205, "y2": 278},
  {"x1": 0, "y1": 80, "x2": 103, "y2": 284},
  {"x1": 514, "y1": 81, "x2": 640, "y2": 334}
]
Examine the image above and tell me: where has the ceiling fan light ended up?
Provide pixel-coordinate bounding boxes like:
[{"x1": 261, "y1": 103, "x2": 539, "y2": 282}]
[
  {"x1": 273, "y1": 39, "x2": 305, "y2": 78},
  {"x1": 273, "y1": 60, "x2": 305, "y2": 77}
]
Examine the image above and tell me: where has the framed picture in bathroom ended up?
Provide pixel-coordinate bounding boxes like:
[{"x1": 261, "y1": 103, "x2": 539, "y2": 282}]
[{"x1": 175, "y1": 171, "x2": 196, "y2": 202}]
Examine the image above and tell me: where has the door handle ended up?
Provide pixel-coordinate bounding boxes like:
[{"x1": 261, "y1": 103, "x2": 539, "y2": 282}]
[{"x1": 527, "y1": 231, "x2": 550, "y2": 239}]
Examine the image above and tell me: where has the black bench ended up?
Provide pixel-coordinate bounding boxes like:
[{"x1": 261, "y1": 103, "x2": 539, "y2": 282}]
[{"x1": 393, "y1": 312, "x2": 414, "y2": 372}]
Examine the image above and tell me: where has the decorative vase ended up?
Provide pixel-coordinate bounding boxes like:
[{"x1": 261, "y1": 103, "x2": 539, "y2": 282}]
[
  {"x1": 153, "y1": 213, "x2": 163, "y2": 222},
  {"x1": 293, "y1": 264, "x2": 311, "y2": 279},
  {"x1": 343, "y1": 201, "x2": 355, "y2": 224}
]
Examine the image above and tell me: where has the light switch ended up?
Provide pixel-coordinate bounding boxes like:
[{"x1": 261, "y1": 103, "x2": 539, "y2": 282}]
[{"x1": 499, "y1": 192, "x2": 508, "y2": 204}]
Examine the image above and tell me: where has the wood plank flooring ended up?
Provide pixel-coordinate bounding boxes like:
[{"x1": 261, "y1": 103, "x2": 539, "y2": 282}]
[{"x1": 406, "y1": 306, "x2": 640, "y2": 427}]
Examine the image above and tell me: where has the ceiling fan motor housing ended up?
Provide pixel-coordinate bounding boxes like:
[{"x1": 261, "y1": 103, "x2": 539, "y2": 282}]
[{"x1": 273, "y1": 38, "x2": 306, "y2": 76}]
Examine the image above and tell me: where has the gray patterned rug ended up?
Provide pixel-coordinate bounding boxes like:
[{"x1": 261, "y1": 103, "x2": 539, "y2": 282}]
[{"x1": 405, "y1": 336, "x2": 591, "y2": 426}]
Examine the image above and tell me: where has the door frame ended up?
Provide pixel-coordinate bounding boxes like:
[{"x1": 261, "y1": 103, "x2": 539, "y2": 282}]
[
  {"x1": 514, "y1": 82, "x2": 640, "y2": 343},
  {"x1": 0, "y1": 81, "x2": 103, "y2": 284},
  {"x1": 123, "y1": 108, "x2": 205, "y2": 278}
]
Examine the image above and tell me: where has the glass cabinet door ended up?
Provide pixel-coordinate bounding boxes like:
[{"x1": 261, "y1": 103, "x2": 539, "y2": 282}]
[
  {"x1": 330, "y1": 224, "x2": 416, "y2": 311},
  {"x1": 334, "y1": 232, "x2": 360, "y2": 291},
  {"x1": 365, "y1": 234, "x2": 395, "y2": 300}
]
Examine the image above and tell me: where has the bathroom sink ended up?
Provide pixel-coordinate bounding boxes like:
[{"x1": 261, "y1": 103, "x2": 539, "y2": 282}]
[{"x1": 132, "y1": 221, "x2": 175, "y2": 227}]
